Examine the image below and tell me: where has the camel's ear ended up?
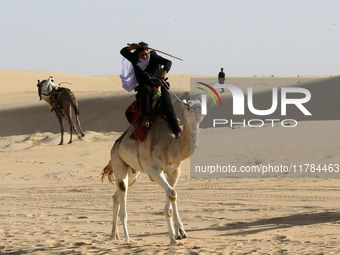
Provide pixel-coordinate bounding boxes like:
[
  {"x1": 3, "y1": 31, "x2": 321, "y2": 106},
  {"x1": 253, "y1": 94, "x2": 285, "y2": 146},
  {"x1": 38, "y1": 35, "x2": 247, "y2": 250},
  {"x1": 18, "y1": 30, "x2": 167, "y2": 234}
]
[{"x1": 37, "y1": 80, "x2": 40, "y2": 82}]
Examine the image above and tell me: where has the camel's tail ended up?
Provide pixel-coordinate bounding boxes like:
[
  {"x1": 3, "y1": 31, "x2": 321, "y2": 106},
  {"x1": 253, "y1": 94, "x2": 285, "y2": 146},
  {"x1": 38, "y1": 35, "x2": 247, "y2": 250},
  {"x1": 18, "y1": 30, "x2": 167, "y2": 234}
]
[
  {"x1": 69, "y1": 91, "x2": 80, "y2": 115},
  {"x1": 101, "y1": 160, "x2": 115, "y2": 184}
]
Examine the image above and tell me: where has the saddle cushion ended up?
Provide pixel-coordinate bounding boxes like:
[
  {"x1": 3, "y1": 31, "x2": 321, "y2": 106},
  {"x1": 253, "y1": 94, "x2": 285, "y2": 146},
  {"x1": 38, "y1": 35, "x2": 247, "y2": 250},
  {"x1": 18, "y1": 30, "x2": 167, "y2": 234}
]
[
  {"x1": 125, "y1": 100, "x2": 142, "y2": 126},
  {"x1": 125, "y1": 100, "x2": 159, "y2": 141}
]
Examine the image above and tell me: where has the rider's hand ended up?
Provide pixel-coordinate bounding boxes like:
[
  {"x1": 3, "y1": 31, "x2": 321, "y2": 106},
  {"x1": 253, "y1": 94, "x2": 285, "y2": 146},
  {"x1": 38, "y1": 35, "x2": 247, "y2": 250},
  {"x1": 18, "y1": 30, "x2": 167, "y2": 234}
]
[
  {"x1": 159, "y1": 70, "x2": 167, "y2": 80},
  {"x1": 128, "y1": 43, "x2": 139, "y2": 50}
]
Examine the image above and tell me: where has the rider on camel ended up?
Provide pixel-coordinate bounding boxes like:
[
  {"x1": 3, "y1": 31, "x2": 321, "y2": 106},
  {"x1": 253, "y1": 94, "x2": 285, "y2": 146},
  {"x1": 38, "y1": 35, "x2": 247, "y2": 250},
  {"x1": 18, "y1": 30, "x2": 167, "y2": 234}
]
[{"x1": 120, "y1": 42, "x2": 182, "y2": 138}]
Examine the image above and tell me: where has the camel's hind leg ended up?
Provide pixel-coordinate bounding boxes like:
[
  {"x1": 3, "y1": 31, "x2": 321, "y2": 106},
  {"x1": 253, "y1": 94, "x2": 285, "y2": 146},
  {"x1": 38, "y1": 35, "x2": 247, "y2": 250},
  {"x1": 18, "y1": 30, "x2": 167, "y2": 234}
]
[
  {"x1": 69, "y1": 91, "x2": 85, "y2": 137},
  {"x1": 111, "y1": 167, "x2": 139, "y2": 241},
  {"x1": 111, "y1": 189, "x2": 120, "y2": 240},
  {"x1": 75, "y1": 114, "x2": 85, "y2": 137},
  {"x1": 65, "y1": 110, "x2": 80, "y2": 144},
  {"x1": 166, "y1": 167, "x2": 187, "y2": 240},
  {"x1": 110, "y1": 147, "x2": 138, "y2": 243},
  {"x1": 70, "y1": 113, "x2": 84, "y2": 140},
  {"x1": 71, "y1": 120, "x2": 82, "y2": 140}
]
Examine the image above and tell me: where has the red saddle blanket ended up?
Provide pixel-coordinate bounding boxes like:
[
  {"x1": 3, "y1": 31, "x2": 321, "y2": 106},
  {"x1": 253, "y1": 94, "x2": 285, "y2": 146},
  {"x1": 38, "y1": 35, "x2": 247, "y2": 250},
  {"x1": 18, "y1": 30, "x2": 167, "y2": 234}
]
[{"x1": 125, "y1": 100, "x2": 157, "y2": 141}]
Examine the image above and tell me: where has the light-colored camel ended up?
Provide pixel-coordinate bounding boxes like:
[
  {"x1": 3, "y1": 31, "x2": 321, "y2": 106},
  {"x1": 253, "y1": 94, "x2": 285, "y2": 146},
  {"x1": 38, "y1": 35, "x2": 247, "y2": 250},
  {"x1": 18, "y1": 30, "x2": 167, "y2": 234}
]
[
  {"x1": 37, "y1": 80, "x2": 85, "y2": 145},
  {"x1": 101, "y1": 99, "x2": 204, "y2": 245}
]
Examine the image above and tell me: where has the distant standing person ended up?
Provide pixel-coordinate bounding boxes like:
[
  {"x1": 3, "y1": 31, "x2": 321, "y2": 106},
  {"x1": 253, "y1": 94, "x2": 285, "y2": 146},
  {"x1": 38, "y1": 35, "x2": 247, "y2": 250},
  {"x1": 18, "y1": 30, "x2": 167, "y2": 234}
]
[{"x1": 218, "y1": 68, "x2": 225, "y2": 93}]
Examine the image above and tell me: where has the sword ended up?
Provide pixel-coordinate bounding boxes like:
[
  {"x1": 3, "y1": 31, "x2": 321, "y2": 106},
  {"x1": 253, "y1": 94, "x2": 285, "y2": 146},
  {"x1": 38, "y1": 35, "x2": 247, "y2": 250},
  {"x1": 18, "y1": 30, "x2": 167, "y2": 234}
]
[{"x1": 148, "y1": 47, "x2": 183, "y2": 61}]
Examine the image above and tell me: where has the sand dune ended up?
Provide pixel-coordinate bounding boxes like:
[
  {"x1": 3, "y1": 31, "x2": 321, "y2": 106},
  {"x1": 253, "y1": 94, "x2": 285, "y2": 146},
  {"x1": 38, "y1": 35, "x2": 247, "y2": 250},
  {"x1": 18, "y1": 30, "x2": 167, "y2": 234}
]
[
  {"x1": 1, "y1": 71, "x2": 340, "y2": 254},
  {"x1": 0, "y1": 70, "x2": 333, "y2": 136},
  {"x1": 0, "y1": 70, "x2": 190, "y2": 136},
  {"x1": 0, "y1": 91, "x2": 190, "y2": 136},
  {"x1": 0, "y1": 70, "x2": 120, "y2": 94},
  {"x1": 0, "y1": 131, "x2": 114, "y2": 152},
  {"x1": 0, "y1": 70, "x2": 123, "y2": 110}
]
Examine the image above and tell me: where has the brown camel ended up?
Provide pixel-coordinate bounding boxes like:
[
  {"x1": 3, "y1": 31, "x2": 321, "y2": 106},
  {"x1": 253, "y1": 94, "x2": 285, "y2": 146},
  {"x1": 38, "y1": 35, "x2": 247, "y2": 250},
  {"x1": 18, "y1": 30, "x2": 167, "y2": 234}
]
[
  {"x1": 37, "y1": 80, "x2": 85, "y2": 145},
  {"x1": 101, "y1": 99, "x2": 204, "y2": 245}
]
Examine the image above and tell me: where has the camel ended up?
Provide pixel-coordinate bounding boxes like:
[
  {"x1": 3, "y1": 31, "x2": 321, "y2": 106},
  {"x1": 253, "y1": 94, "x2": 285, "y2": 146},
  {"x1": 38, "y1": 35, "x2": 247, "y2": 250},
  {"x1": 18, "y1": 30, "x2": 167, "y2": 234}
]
[
  {"x1": 37, "y1": 80, "x2": 85, "y2": 145},
  {"x1": 101, "y1": 99, "x2": 204, "y2": 245}
]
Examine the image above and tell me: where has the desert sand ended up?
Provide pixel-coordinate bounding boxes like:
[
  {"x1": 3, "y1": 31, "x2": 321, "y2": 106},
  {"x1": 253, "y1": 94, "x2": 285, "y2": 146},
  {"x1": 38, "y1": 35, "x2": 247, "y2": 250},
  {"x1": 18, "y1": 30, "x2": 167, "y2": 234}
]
[{"x1": 1, "y1": 71, "x2": 340, "y2": 254}]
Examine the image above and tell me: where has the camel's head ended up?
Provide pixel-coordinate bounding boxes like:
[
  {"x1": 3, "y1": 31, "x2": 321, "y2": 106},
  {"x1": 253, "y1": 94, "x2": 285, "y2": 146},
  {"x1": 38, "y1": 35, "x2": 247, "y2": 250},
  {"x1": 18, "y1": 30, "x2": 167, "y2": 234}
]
[{"x1": 181, "y1": 99, "x2": 205, "y2": 123}]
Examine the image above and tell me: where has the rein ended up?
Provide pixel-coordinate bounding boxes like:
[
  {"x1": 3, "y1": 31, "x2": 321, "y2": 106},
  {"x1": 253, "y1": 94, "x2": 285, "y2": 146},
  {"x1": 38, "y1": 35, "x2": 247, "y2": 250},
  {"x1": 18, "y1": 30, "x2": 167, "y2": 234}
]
[{"x1": 149, "y1": 76, "x2": 189, "y2": 106}]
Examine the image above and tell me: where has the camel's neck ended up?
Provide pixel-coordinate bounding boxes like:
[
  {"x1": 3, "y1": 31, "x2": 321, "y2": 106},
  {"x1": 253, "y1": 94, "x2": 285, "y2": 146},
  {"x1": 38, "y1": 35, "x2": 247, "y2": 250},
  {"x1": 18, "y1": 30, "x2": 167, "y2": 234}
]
[{"x1": 170, "y1": 115, "x2": 200, "y2": 162}]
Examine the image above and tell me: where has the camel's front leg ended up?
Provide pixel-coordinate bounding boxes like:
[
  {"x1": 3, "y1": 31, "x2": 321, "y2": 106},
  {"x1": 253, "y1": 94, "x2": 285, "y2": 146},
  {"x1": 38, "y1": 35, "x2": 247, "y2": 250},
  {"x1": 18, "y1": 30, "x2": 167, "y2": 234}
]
[
  {"x1": 169, "y1": 195, "x2": 187, "y2": 240},
  {"x1": 148, "y1": 168, "x2": 182, "y2": 245},
  {"x1": 164, "y1": 198, "x2": 175, "y2": 239},
  {"x1": 166, "y1": 167, "x2": 187, "y2": 240}
]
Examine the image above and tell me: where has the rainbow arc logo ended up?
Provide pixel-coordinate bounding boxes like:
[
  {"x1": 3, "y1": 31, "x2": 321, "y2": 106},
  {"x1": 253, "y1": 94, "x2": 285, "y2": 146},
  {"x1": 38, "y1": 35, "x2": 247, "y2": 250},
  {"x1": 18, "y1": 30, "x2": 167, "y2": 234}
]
[{"x1": 196, "y1": 82, "x2": 222, "y2": 106}]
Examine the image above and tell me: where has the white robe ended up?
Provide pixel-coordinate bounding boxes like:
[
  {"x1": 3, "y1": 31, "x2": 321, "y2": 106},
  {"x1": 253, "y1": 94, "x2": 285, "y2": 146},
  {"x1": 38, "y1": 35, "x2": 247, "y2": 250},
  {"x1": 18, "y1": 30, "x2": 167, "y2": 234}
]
[
  {"x1": 41, "y1": 77, "x2": 59, "y2": 96},
  {"x1": 120, "y1": 51, "x2": 150, "y2": 92}
]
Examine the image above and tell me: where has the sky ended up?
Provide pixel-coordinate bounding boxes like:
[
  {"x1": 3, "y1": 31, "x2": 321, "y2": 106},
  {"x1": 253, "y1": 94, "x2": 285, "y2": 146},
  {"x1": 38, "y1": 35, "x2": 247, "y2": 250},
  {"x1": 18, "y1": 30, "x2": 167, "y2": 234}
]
[{"x1": 1, "y1": 0, "x2": 339, "y2": 76}]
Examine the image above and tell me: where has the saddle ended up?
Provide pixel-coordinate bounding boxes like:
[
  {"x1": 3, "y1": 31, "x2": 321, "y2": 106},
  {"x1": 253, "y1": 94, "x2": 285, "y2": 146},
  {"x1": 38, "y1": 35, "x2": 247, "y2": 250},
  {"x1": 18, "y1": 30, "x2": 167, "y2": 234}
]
[
  {"x1": 51, "y1": 87, "x2": 70, "y2": 120},
  {"x1": 126, "y1": 85, "x2": 162, "y2": 141}
]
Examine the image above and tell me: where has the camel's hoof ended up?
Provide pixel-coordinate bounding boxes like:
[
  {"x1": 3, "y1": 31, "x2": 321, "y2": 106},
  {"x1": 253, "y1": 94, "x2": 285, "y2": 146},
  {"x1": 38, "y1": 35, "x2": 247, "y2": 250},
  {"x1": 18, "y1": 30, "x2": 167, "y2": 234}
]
[
  {"x1": 81, "y1": 133, "x2": 85, "y2": 137},
  {"x1": 109, "y1": 234, "x2": 120, "y2": 240},
  {"x1": 180, "y1": 228, "x2": 188, "y2": 238},
  {"x1": 68, "y1": 141, "x2": 72, "y2": 144},
  {"x1": 77, "y1": 135, "x2": 82, "y2": 140},
  {"x1": 170, "y1": 239, "x2": 185, "y2": 246},
  {"x1": 176, "y1": 228, "x2": 187, "y2": 239},
  {"x1": 58, "y1": 142, "x2": 63, "y2": 145},
  {"x1": 176, "y1": 234, "x2": 187, "y2": 240},
  {"x1": 123, "y1": 238, "x2": 133, "y2": 244}
]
